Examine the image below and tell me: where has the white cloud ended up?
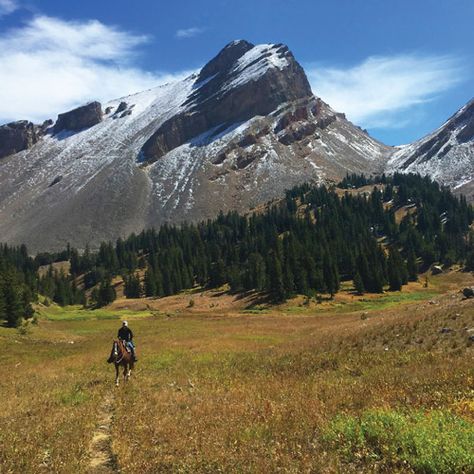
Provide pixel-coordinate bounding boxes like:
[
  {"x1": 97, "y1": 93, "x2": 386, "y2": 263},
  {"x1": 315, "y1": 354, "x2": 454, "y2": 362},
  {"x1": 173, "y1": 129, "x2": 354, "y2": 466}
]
[
  {"x1": 0, "y1": 16, "x2": 191, "y2": 124},
  {"x1": 0, "y1": 0, "x2": 18, "y2": 16},
  {"x1": 307, "y1": 54, "x2": 463, "y2": 129},
  {"x1": 175, "y1": 27, "x2": 204, "y2": 39}
]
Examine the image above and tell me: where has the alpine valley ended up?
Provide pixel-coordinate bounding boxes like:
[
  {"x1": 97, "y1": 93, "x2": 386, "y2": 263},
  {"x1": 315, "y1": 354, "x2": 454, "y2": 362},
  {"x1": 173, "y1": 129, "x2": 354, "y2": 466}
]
[{"x1": 0, "y1": 40, "x2": 472, "y2": 252}]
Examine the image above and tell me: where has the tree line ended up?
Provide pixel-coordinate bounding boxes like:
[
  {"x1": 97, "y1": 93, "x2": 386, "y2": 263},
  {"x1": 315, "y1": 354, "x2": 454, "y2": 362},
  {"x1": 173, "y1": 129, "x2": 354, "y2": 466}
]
[{"x1": 1, "y1": 173, "x2": 473, "y2": 324}]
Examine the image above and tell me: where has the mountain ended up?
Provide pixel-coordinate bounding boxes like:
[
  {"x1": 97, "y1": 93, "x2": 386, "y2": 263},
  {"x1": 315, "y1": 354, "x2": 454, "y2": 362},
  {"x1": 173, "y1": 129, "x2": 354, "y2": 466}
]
[
  {"x1": 387, "y1": 98, "x2": 474, "y2": 200},
  {"x1": 0, "y1": 40, "x2": 391, "y2": 252}
]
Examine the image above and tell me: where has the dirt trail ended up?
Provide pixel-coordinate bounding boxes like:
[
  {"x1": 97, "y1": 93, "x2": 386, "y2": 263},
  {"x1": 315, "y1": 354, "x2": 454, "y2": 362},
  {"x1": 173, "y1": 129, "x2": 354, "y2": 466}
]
[{"x1": 87, "y1": 393, "x2": 119, "y2": 473}]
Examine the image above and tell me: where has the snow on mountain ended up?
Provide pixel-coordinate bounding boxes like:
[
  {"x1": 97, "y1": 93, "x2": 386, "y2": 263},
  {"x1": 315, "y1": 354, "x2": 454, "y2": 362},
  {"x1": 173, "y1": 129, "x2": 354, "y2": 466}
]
[
  {"x1": 0, "y1": 40, "x2": 391, "y2": 252},
  {"x1": 223, "y1": 43, "x2": 289, "y2": 91},
  {"x1": 387, "y1": 98, "x2": 474, "y2": 199}
]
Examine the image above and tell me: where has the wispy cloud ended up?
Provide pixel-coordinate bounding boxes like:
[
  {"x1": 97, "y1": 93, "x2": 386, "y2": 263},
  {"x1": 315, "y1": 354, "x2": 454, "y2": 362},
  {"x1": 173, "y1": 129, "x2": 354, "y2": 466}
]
[
  {"x1": 307, "y1": 54, "x2": 464, "y2": 129},
  {"x1": 0, "y1": 0, "x2": 19, "y2": 16},
  {"x1": 175, "y1": 27, "x2": 204, "y2": 39},
  {"x1": 0, "y1": 16, "x2": 191, "y2": 123}
]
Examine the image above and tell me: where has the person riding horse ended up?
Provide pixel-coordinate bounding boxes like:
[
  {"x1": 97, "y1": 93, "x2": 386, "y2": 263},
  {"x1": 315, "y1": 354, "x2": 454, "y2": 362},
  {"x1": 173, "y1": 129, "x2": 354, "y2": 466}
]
[{"x1": 118, "y1": 320, "x2": 137, "y2": 362}]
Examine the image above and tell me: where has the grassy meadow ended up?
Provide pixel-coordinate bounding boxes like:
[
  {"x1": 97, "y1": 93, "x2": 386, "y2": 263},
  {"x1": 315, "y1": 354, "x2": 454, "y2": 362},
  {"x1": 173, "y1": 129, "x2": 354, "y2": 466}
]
[{"x1": 1, "y1": 271, "x2": 473, "y2": 473}]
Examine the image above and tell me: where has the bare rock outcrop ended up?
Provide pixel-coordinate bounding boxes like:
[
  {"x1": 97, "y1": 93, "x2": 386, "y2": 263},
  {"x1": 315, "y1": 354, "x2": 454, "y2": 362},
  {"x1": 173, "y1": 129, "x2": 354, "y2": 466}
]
[
  {"x1": 0, "y1": 120, "x2": 45, "y2": 159},
  {"x1": 54, "y1": 101, "x2": 103, "y2": 133}
]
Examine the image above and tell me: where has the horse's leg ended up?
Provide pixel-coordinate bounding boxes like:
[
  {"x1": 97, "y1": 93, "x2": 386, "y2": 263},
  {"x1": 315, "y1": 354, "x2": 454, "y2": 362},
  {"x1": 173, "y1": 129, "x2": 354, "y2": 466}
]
[
  {"x1": 115, "y1": 363, "x2": 119, "y2": 386},
  {"x1": 128, "y1": 362, "x2": 133, "y2": 379},
  {"x1": 123, "y1": 363, "x2": 128, "y2": 382}
]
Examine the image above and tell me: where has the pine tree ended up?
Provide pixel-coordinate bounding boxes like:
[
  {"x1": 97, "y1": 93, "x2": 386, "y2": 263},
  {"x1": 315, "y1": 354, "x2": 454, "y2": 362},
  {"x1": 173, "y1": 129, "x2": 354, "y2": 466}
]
[
  {"x1": 69, "y1": 248, "x2": 82, "y2": 276},
  {"x1": 282, "y1": 258, "x2": 295, "y2": 297},
  {"x1": 387, "y1": 248, "x2": 403, "y2": 291},
  {"x1": 247, "y1": 252, "x2": 266, "y2": 291},
  {"x1": 228, "y1": 265, "x2": 243, "y2": 293},
  {"x1": 268, "y1": 254, "x2": 285, "y2": 302},
  {"x1": 22, "y1": 287, "x2": 34, "y2": 319},
  {"x1": 144, "y1": 269, "x2": 157, "y2": 297},
  {"x1": 161, "y1": 260, "x2": 173, "y2": 295},
  {"x1": 353, "y1": 271, "x2": 365, "y2": 295},
  {"x1": 323, "y1": 253, "x2": 339, "y2": 297},
  {"x1": 96, "y1": 278, "x2": 116, "y2": 307},
  {"x1": 0, "y1": 285, "x2": 6, "y2": 322},
  {"x1": 356, "y1": 253, "x2": 371, "y2": 292},
  {"x1": 209, "y1": 258, "x2": 226, "y2": 287},
  {"x1": 406, "y1": 248, "x2": 418, "y2": 281},
  {"x1": 124, "y1": 273, "x2": 141, "y2": 298},
  {"x1": 466, "y1": 251, "x2": 474, "y2": 272},
  {"x1": 4, "y1": 276, "x2": 23, "y2": 327},
  {"x1": 154, "y1": 267, "x2": 164, "y2": 297}
]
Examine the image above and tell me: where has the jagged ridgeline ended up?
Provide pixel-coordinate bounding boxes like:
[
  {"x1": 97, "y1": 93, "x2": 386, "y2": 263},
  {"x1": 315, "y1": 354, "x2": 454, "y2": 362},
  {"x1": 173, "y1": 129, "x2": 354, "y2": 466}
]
[{"x1": 0, "y1": 173, "x2": 460, "y2": 313}]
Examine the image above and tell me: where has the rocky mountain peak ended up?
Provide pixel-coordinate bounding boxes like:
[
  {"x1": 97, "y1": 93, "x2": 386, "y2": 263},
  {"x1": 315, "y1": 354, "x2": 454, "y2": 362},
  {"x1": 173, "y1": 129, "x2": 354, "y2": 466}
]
[
  {"x1": 198, "y1": 39, "x2": 255, "y2": 82},
  {"x1": 141, "y1": 40, "x2": 313, "y2": 163}
]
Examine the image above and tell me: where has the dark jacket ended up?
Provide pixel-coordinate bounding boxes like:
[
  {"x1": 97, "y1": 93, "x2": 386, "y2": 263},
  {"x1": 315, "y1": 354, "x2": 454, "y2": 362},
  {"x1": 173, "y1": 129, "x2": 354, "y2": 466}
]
[{"x1": 118, "y1": 326, "x2": 133, "y2": 341}]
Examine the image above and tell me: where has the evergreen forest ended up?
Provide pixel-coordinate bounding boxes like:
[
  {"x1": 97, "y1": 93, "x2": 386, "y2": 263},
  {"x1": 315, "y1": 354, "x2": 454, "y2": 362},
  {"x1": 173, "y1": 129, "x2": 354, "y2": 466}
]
[{"x1": 1, "y1": 173, "x2": 473, "y2": 325}]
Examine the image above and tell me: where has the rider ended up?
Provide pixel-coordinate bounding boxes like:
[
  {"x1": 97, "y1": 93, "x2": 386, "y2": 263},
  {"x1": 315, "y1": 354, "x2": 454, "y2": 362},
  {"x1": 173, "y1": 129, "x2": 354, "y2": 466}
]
[{"x1": 118, "y1": 320, "x2": 137, "y2": 362}]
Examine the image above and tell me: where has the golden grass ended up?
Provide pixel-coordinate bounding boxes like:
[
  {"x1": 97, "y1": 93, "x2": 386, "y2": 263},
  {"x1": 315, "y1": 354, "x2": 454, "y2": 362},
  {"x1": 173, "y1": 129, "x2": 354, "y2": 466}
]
[{"x1": 1, "y1": 271, "x2": 473, "y2": 472}]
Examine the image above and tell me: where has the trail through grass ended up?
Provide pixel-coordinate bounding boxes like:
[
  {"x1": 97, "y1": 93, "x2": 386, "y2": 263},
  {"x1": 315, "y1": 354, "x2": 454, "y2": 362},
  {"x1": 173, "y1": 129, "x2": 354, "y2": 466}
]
[{"x1": 1, "y1": 273, "x2": 473, "y2": 472}]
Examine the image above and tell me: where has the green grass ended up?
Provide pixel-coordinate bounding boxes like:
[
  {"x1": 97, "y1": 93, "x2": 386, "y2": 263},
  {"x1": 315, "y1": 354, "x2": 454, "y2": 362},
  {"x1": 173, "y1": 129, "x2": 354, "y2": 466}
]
[
  {"x1": 149, "y1": 350, "x2": 186, "y2": 371},
  {"x1": 57, "y1": 385, "x2": 90, "y2": 406},
  {"x1": 342, "y1": 290, "x2": 440, "y2": 312},
  {"x1": 37, "y1": 305, "x2": 153, "y2": 321},
  {"x1": 241, "y1": 305, "x2": 269, "y2": 314},
  {"x1": 323, "y1": 409, "x2": 474, "y2": 473},
  {"x1": 284, "y1": 289, "x2": 440, "y2": 315}
]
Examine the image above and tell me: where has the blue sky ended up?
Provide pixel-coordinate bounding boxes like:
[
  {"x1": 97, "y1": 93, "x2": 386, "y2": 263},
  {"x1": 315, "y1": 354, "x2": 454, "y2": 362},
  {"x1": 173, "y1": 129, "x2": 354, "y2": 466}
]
[{"x1": 0, "y1": 0, "x2": 473, "y2": 145}]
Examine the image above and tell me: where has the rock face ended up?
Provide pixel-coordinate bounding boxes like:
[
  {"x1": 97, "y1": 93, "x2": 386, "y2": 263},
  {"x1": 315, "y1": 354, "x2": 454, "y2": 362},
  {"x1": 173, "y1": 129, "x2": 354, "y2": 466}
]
[
  {"x1": 0, "y1": 120, "x2": 46, "y2": 159},
  {"x1": 54, "y1": 101, "x2": 103, "y2": 133},
  {"x1": 141, "y1": 41, "x2": 313, "y2": 163},
  {"x1": 0, "y1": 40, "x2": 391, "y2": 252},
  {"x1": 387, "y1": 98, "x2": 474, "y2": 199}
]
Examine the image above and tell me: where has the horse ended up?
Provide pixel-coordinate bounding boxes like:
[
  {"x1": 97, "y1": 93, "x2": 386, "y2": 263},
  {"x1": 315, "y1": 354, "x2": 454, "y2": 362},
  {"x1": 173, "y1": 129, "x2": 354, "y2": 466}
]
[{"x1": 108, "y1": 339, "x2": 134, "y2": 386}]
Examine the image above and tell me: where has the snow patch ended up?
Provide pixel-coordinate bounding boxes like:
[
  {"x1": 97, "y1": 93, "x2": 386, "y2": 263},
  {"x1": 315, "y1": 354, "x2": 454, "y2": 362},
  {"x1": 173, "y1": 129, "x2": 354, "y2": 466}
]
[{"x1": 224, "y1": 44, "x2": 288, "y2": 91}]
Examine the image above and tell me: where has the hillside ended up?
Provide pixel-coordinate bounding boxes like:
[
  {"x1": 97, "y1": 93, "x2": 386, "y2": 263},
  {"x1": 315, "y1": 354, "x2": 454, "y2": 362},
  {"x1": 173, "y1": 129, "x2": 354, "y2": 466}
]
[
  {"x1": 1, "y1": 173, "x2": 472, "y2": 332},
  {"x1": 33, "y1": 173, "x2": 473, "y2": 310}
]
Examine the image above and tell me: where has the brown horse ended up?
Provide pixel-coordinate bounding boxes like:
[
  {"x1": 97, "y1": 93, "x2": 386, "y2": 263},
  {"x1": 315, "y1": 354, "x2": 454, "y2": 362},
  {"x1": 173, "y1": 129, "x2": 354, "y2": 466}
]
[{"x1": 108, "y1": 339, "x2": 134, "y2": 386}]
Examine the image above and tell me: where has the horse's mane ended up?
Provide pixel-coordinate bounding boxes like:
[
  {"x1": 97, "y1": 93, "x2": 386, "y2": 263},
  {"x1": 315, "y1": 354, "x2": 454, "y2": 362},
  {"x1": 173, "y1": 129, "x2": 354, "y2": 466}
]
[{"x1": 112, "y1": 339, "x2": 131, "y2": 364}]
